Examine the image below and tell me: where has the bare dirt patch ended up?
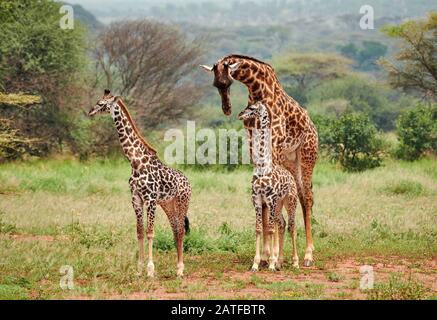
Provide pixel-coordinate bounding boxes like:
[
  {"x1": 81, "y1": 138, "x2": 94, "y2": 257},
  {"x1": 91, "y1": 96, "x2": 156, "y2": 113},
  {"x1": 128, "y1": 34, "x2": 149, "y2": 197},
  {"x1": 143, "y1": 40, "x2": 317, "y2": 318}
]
[{"x1": 70, "y1": 256, "x2": 436, "y2": 300}]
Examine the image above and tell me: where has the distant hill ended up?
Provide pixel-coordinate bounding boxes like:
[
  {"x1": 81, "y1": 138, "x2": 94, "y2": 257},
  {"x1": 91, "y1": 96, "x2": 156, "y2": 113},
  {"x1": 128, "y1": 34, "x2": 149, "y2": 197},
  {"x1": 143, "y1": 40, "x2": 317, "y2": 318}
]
[
  {"x1": 64, "y1": 3, "x2": 103, "y2": 32},
  {"x1": 70, "y1": 0, "x2": 436, "y2": 26}
]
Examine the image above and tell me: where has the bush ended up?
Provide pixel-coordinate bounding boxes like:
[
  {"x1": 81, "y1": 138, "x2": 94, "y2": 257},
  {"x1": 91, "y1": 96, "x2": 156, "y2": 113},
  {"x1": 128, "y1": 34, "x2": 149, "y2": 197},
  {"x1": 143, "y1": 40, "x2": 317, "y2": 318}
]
[
  {"x1": 396, "y1": 104, "x2": 437, "y2": 161},
  {"x1": 325, "y1": 112, "x2": 385, "y2": 171},
  {"x1": 367, "y1": 274, "x2": 426, "y2": 300},
  {"x1": 69, "y1": 116, "x2": 120, "y2": 160},
  {"x1": 308, "y1": 76, "x2": 409, "y2": 131},
  {"x1": 0, "y1": 118, "x2": 37, "y2": 162}
]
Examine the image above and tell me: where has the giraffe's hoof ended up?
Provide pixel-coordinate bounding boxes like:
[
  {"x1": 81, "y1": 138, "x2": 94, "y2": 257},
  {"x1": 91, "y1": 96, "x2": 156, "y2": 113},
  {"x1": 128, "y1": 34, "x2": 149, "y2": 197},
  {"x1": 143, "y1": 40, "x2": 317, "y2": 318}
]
[
  {"x1": 268, "y1": 265, "x2": 277, "y2": 272},
  {"x1": 250, "y1": 263, "x2": 259, "y2": 272},
  {"x1": 303, "y1": 259, "x2": 313, "y2": 267}
]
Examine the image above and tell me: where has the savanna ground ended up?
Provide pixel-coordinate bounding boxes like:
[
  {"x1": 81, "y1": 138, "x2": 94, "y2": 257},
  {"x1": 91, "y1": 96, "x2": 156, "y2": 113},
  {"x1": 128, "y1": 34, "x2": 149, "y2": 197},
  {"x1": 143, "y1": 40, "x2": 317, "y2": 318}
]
[{"x1": 0, "y1": 157, "x2": 436, "y2": 300}]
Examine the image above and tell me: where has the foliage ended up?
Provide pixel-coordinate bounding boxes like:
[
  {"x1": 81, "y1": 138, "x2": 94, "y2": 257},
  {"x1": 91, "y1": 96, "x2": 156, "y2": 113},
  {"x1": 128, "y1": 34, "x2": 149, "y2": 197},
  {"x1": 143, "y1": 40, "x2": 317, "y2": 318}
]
[
  {"x1": 367, "y1": 274, "x2": 426, "y2": 300},
  {"x1": 323, "y1": 112, "x2": 385, "y2": 171},
  {"x1": 0, "y1": 118, "x2": 37, "y2": 162},
  {"x1": 379, "y1": 12, "x2": 437, "y2": 101},
  {"x1": 339, "y1": 41, "x2": 387, "y2": 71},
  {"x1": 395, "y1": 104, "x2": 437, "y2": 160},
  {"x1": 0, "y1": 0, "x2": 88, "y2": 155},
  {"x1": 0, "y1": 0, "x2": 87, "y2": 92},
  {"x1": 0, "y1": 93, "x2": 41, "y2": 106},
  {"x1": 273, "y1": 52, "x2": 353, "y2": 104},
  {"x1": 0, "y1": 93, "x2": 42, "y2": 162},
  {"x1": 69, "y1": 116, "x2": 120, "y2": 160},
  {"x1": 93, "y1": 19, "x2": 204, "y2": 128},
  {"x1": 308, "y1": 75, "x2": 411, "y2": 131}
]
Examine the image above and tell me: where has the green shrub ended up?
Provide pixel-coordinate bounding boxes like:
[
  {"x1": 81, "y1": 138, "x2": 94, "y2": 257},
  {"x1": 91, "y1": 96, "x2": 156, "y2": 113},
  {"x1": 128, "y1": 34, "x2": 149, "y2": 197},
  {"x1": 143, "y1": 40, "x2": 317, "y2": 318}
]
[
  {"x1": 0, "y1": 118, "x2": 37, "y2": 162},
  {"x1": 396, "y1": 104, "x2": 437, "y2": 161},
  {"x1": 381, "y1": 180, "x2": 426, "y2": 198},
  {"x1": 325, "y1": 112, "x2": 385, "y2": 171},
  {"x1": 367, "y1": 274, "x2": 426, "y2": 300},
  {"x1": 69, "y1": 116, "x2": 120, "y2": 160},
  {"x1": 308, "y1": 76, "x2": 408, "y2": 131}
]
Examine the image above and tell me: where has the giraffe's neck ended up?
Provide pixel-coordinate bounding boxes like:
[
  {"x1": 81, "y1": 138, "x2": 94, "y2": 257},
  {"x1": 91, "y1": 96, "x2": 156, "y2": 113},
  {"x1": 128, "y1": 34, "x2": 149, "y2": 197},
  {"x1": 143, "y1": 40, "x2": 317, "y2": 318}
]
[
  {"x1": 251, "y1": 106, "x2": 273, "y2": 175},
  {"x1": 231, "y1": 58, "x2": 282, "y2": 103},
  {"x1": 111, "y1": 100, "x2": 156, "y2": 165}
]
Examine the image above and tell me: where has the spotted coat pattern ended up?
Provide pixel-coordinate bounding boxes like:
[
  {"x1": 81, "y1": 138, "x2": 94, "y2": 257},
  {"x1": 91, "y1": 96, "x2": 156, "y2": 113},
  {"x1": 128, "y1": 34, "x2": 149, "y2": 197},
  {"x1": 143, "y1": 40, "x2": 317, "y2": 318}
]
[
  {"x1": 238, "y1": 102, "x2": 299, "y2": 270},
  {"x1": 88, "y1": 91, "x2": 191, "y2": 277},
  {"x1": 204, "y1": 54, "x2": 317, "y2": 266}
]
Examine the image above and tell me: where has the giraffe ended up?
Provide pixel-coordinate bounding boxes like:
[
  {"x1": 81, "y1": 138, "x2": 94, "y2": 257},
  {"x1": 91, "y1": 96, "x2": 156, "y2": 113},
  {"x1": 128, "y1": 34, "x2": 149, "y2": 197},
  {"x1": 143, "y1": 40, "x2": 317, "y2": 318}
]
[
  {"x1": 88, "y1": 90, "x2": 192, "y2": 278},
  {"x1": 201, "y1": 54, "x2": 318, "y2": 266},
  {"x1": 238, "y1": 101, "x2": 299, "y2": 271}
]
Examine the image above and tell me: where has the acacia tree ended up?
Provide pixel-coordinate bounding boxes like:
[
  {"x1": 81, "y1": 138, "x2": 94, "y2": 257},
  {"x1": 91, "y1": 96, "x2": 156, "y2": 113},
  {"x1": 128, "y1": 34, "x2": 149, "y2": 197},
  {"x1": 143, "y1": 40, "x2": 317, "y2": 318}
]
[
  {"x1": 379, "y1": 12, "x2": 437, "y2": 101},
  {"x1": 272, "y1": 52, "x2": 353, "y2": 104},
  {"x1": 94, "y1": 20, "x2": 204, "y2": 127}
]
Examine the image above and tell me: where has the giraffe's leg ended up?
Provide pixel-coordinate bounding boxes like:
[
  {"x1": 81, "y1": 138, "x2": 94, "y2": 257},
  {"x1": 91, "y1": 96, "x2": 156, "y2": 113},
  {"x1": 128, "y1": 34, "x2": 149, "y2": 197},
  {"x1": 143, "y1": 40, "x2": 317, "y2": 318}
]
[
  {"x1": 285, "y1": 194, "x2": 299, "y2": 268},
  {"x1": 283, "y1": 150, "x2": 315, "y2": 267},
  {"x1": 277, "y1": 210, "x2": 286, "y2": 269},
  {"x1": 132, "y1": 193, "x2": 145, "y2": 276},
  {"x1": 145, "y1": 200, "x2": 157, "y2": 278},
  {"x1": 273, "y1": 224, "x2": 279, "y2": 268},
  {"x1": 260, "y1": 204, "x2": 270, "y2": 267},
  {"x1": 161, "y1": 200, "x2": 183, "y2": 277},
  {"x1": 301, "y1": 155, "x2": 316, "y2": 267},
  {"x1": 266, "y1": 200, "x2": 278, "y2": 271},
  {"x1": 175, "y1": 196, "x2": 190, "y2": 277},
  {"x1": 251, "y1": 194, "x2": 263, "y2": 272}
]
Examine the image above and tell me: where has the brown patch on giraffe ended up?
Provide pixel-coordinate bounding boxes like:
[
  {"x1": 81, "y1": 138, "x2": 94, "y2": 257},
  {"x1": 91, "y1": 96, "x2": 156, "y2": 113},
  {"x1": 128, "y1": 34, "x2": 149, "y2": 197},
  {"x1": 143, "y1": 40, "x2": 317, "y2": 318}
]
[{"x1": 206, "y1": 54, "x2": 320, "y2": 267}]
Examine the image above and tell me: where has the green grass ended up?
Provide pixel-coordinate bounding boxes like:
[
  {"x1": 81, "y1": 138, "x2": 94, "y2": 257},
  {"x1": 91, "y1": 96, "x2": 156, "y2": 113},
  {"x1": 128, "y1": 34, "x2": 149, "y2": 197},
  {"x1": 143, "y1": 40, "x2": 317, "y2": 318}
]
[
  {"x1": 367, "y1": 274, "x2": 426, "y2": 300},
  {"x1": 0, "y1": 156, "x2": 436, "y2": 299}
]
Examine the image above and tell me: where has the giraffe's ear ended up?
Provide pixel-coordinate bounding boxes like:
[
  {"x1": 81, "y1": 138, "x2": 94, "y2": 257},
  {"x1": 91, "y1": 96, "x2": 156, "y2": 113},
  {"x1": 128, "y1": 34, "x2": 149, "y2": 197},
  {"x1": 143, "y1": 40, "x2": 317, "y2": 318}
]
[
  {"x1": 199, "y1": 64, "x2": 213, "y2": 72},
  {"x1": 229, "y1": 62, "x2": 240, "y2": 73}
]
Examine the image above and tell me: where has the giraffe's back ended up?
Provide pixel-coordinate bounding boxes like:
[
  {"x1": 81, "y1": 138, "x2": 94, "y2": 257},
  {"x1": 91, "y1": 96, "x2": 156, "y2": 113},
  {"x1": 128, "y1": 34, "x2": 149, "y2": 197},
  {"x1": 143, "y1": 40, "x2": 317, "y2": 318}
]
[{"x1": 252, "y1": 164, "x2": 297, "y2": 203}]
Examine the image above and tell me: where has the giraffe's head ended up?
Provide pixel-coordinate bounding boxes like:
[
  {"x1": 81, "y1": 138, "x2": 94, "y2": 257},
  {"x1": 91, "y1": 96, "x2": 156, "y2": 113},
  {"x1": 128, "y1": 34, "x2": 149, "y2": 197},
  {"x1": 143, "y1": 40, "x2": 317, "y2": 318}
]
[
  {"x1": 88, "y1": 89, "x2": 118, "y2": 117},
  {"x1": 200, "y1": 59, "x2": 240, "y2": 116},
  {"x1": 237, "y1": 101, "x2": 267, "y2": 122}
]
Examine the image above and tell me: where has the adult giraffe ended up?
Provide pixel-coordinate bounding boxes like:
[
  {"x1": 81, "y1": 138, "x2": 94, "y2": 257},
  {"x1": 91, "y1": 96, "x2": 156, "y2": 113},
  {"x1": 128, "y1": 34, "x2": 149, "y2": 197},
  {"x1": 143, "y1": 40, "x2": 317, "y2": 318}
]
[{"x1": 201, "y1": 54, "x2": 318, "y2": 266}]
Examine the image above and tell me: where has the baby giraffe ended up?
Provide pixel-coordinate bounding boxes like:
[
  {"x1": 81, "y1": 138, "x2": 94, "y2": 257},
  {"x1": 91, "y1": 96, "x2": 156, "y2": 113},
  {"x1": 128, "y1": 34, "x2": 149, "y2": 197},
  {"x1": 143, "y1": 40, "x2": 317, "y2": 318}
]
[
  {"x1": 238, "y1": 101, "x2": 299, "y2": 271},
  {"x1": 88, "y1": 90, "x2": 192, "y2": 277}
]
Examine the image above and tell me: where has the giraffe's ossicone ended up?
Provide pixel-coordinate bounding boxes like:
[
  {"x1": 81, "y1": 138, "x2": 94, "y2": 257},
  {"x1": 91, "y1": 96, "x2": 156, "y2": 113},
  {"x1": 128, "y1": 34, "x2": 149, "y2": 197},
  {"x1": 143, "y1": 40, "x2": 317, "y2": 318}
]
[{"x1": 89, "y1": 90, "x2": 192, "y2": 278}]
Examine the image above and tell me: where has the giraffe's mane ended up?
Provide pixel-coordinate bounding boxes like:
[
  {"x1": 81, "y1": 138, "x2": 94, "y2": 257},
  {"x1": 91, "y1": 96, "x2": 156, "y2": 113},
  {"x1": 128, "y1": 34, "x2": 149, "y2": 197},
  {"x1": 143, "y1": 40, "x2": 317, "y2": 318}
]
[
  {"x1": 221, "y1": 54, "x2": 273, "y2": 68},
  {"x1": 116, "y1": 98, "x2": 157, "y2": 155}
]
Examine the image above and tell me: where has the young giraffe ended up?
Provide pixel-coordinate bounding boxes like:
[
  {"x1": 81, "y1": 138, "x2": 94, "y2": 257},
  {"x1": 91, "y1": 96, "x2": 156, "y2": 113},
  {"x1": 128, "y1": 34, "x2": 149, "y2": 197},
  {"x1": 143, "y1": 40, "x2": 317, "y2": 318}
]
[
  {"x1": 238, "y1": 101, "x2": 299, "y2": 271},
  {"x1": 88, "y1": 90, "x2": 192, "y2": 277},
  {"x1": 201, "y1": 54, "x2": 318, "y2": 266}
]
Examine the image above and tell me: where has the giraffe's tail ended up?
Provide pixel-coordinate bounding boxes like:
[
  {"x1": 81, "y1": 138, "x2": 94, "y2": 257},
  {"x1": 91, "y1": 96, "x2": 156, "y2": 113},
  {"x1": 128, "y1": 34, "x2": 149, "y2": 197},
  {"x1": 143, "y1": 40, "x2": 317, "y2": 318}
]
[{"x1": 184, "y1": 216, "x2": 190, "y2": 234}]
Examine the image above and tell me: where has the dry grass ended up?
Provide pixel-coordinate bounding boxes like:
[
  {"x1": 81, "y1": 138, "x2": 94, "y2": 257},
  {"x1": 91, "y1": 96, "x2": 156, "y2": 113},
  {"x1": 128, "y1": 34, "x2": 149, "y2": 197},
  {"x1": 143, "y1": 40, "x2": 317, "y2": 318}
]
[{"x1": 0, "y1": 157, "x2": 436, "y2": 299}]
